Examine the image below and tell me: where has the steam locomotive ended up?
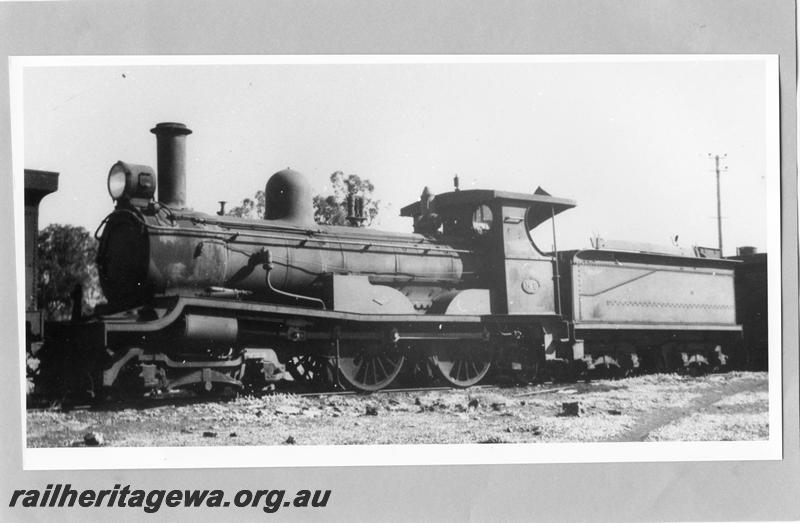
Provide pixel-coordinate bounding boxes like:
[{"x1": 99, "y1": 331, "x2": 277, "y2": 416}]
[{"x1": 38, "y1": 122, "x2": 745, "y2": 397}]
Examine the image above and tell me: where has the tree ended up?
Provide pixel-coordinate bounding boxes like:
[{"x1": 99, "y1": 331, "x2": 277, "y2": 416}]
[
  {"x1": 313, "y1": 171, "x2": 379, "y2": 226},
  {"x1": 227, "y1": 171, "x2": 380, "y2": 226},
  {"x1": 37, "y1": 224, "x2": 103, "y2": 321},
  {"x1": 227, "y1": 190, "x2": 265, "y2": 220}
]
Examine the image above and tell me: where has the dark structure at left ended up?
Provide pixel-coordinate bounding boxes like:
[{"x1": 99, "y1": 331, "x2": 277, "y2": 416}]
[
  {"x1": 34, "y1": 122, "x2": 768, "y2": 400},
  {"x1": 24, "y1": 169, "x2": 58, "y2": 351}
]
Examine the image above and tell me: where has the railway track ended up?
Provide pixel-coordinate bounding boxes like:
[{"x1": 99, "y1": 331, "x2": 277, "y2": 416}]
[
  {"x1": 27, "y1": 357, "x2": 742, "y2": 413},
  {"x1": 26, "y1": 382, "x2": 546, "y2": 412}
]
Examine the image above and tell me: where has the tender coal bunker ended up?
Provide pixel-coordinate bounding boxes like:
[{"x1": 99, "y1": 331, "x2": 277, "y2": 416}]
[{"x1": 98, "y1": 213, "x2": 150, "y2": 310}]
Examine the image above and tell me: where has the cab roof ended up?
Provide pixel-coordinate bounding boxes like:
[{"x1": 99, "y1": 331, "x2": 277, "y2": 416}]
[{"x1": 400, "y1": 188, "x2": 576, "y2": 229}]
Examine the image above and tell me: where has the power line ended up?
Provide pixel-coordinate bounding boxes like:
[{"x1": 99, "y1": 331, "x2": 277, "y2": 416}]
[{"x1": 708, "y1": 153, "x2": 728, "y2": 255}]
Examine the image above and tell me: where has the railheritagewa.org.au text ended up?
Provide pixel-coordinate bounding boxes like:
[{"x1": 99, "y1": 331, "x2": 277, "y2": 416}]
[{"x1": 9, "y1": 483, "x2": 331, "y2": 514}]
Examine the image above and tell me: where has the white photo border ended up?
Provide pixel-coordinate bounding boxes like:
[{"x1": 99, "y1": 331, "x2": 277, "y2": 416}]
[{"x1": 11, "y1": 54, "x2": 782, "y2": 470}]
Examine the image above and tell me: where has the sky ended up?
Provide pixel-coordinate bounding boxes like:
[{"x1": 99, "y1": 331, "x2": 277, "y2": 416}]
[{"x1": 21, "y1": 57, "x2": 773, "y2": 255}]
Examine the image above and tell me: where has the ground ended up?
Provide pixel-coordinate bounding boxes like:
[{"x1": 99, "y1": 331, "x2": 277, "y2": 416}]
[{"x1": 26, "y1": 371, "x2": 768, "y2": 447}]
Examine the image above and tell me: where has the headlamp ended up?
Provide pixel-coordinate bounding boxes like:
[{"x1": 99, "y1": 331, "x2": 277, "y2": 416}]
[{"x1": 107, "y1": 161, "x2": 156, "y2": 201}]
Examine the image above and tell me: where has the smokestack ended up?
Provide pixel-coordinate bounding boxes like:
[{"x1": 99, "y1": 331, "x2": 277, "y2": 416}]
[{"x1": 150, "y1": 122, "x2": 192, "y2": 208}]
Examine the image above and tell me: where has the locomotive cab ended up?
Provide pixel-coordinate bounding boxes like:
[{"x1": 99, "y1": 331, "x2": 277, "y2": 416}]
[{"x1": 401, "y1": 187, "x2": 576, "y2": 315}]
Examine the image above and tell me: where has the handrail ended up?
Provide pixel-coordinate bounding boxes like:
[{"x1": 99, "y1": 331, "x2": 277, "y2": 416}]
[
  {"x1": 262, "y1": 249, "x2": 327, "y2": 310},
  {"x1": 142, "y1": 219, "x2": 470, "y2": 255}
]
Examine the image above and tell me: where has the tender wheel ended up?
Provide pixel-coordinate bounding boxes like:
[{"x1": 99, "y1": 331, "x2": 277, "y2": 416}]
[
  {"x1": 429, "y1": 342, "x2": 491, "y2": 388},
  {"x1": 620, "y1": 352, "x2": 641, "y2": 377},
  {"x1": 336, "y1": 341, "x2": 405, "y2": 392},
  {"x1": 682, "y1": 352, "x2": 710, "y2": 376},
  {"x1": 711, "y1": 345, "x2": 729, "y2": 371},
  {"x1": 589, "y1": 354, "x2": 623, "y2": 379}
]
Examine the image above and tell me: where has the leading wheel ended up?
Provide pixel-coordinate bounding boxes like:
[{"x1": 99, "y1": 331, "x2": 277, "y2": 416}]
[
  {"x1": 429, "y1": 342, "x2": 492, "y2": 388},
  {"x1": 336, "y1": 341, "x2": 405, "y2": 392}
]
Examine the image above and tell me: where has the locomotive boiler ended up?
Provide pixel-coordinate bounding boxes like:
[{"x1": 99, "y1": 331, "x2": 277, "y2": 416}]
[{"x1": 40, "y1": 122, "x2": 743, "y2": 398}]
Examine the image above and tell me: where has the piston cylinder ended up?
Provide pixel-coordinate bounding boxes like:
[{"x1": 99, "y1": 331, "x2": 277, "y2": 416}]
[{"x1": 184, "y1": 314, "x2": 238, "y2": 345}]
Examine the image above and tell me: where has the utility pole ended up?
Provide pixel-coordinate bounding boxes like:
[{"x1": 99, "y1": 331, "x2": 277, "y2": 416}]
[{"x1": 708, "y1": 153, "x2": 727, "y2": 255}]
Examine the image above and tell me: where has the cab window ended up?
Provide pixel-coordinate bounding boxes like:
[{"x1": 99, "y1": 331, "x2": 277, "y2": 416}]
[{"x1": 471, "y1": 204, "x2": 493, "y2": 235}]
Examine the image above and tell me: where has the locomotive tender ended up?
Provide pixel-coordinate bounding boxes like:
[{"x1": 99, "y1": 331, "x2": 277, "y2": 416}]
[{"x1": 44, "y1": 122, "x2": 742, "y2": 395}]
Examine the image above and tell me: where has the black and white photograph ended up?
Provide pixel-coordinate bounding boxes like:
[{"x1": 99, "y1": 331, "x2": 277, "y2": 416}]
[
  {"x1": 1, "y1": 2, "x2": 797, "y2": 522},
  {"x1": 15, "y1": 55, "x2": 780, "y2": 469}
]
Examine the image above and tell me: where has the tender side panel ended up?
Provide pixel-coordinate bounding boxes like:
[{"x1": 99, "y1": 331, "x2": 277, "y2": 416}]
[{"x1": 571, "y1": 252, "x2": 737, "y2": 327}]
